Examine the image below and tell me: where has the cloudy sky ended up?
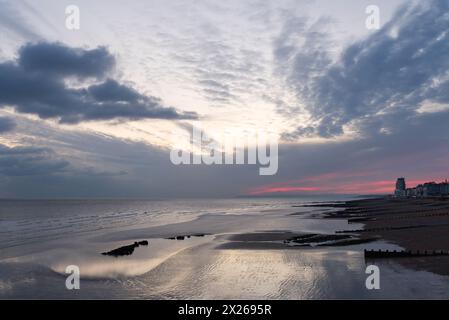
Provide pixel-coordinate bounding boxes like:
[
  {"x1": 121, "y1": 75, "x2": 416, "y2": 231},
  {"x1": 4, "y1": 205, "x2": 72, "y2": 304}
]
[{"x1": 0, "y1": 0, "x2": 448, "y2": 198}]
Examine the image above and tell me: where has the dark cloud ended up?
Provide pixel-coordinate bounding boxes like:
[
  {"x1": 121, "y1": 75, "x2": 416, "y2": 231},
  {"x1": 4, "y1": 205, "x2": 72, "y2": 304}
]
[
  {"x1": 0, "y1": 117, "x2": 16, "y2": 133},
  {"x1": 4, "y1": 105, "x2": 449, "y2": 198},
  {"x1": 0, "y1": 117, "x2": 261, "y2": 198},
  {"x1": 0, "y1": 135, "x2": 127, "y2": 181},
  {"x1": 88, "y1": 79, "x2": 141, "y2": 103},
  {"x1": 281, "y1": 0, "x2": 449, "y2": 138},
  {"x1": 0, "y1": 42, "x2": 198, "y2": 124},
  {"x1": 19, "y1": 42, "x2": 115, "y2": 79},
  {"x1": 0, "y1": 144, "x2": 69, "y2": 176}
]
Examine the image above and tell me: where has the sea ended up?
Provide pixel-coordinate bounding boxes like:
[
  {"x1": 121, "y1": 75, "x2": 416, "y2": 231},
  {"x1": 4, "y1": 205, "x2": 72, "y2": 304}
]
[{"x1": 1, "y1": 196, "x2": 449, "y2": 299}]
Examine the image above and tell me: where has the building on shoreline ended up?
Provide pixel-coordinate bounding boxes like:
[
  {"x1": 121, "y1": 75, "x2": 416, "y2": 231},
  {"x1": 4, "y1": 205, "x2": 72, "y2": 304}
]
[
  {"x1": 395, "y1": 177, "x2": 449, "y2": 198},
  {"x1": 395, "y1": 177, "x2": 406, "y2": 197}
]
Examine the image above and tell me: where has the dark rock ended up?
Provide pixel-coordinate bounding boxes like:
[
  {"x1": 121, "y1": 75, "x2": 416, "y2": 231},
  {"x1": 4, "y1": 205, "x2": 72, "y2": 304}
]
[
  {"x1": 102, "y1": 243, "x2": 137, "y2": 257},
  {"x1": 165, "y1": 233, "x2": 208, "y2": 240},
  {"x1": 101, "y1": 240, "x2": 148, "y2": 257},
  {"x1": 364, "y1": 249, "x2": 449, "y2": 258}
]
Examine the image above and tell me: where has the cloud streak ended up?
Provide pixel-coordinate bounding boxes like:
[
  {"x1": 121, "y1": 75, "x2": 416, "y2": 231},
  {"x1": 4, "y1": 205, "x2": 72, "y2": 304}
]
[{"x1": 282, "y1": 0, "x2": 449, "y2": 138}]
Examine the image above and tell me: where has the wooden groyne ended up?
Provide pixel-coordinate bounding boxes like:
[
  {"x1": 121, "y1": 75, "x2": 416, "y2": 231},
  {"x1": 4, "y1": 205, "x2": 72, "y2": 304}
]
[
  {"x1": 337, "y1": 223, "x2": 449, "y2": 234},
  {"x1": 348, "y1": 210, "x2": 449, "y2": 224},
  {"x1": 364, "y1": 249, "x2": 449, "y2": 259}
]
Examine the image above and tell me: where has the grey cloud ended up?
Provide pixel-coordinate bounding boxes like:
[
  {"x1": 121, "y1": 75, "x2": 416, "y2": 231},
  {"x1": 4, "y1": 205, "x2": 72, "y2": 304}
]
[
  {"x1": 274, "y1": 15, "x2": 333, "y2": 92},
  {"x1": 0, "y1": 42, "x2": 198, "y2": 124},
  {"x1": 0, "y1": 135, "x2": 127, "y2": 179},
  {"x1": 281, "y1": 0, "x2": 449, "y2": 138},
  {"x1": 19, "y1": 42, "x2": 115, "y2": 79},
  {"x1": 0, "y1": 115, "x2": 264, "y2": 198},
  {"x1": 280, "y1": 108, "x2": 449, "y2": 182},
  {"x1": 281, "y1": 126, "x2": 315, "y2": 141},
  {"x1": 88, "y1": 79, "x2": 142, "y2": 103},
  {"x1": 0, "y1": 117, "x2": 16, "y2": 133},
  {"x1": 5, "y1": 105, "x2": 449, "y2": 198},
  {"x1": 171, "y1": 26, "x2": 267, "y2": 105},
  {"x1": 0, "y1": 144, "x2": 69, "y2": 176},
  {"x1": 0, "y1": 0, "x2": 40, "y2": 40}
]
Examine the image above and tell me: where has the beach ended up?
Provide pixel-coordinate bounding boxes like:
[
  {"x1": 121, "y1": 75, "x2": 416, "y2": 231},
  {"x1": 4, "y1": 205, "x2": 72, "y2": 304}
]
[
  {"x1": 1, "y1": 197, "x2": 449, "y2": 299},
  {"x1": 333, "y1": 197, "x2": 449, "y2": 276}
]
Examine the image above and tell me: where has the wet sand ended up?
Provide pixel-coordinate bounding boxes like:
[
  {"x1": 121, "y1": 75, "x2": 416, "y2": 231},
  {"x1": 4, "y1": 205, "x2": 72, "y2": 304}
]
[
  {"x1": 3, "y1": 197, "x2": 449, "y2": 299},
  {"x1": 333, "y1": 197, "x2": 449, "y2": 276}
]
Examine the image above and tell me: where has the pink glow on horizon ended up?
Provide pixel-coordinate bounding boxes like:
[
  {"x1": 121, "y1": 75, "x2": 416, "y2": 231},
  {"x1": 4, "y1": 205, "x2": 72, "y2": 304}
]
[
  {"x1": 245, "y1": 175, "x2": 437, "y2": 196},
  {"x1": 248, "y1": 186, "x2": 321, "y2": 195}
]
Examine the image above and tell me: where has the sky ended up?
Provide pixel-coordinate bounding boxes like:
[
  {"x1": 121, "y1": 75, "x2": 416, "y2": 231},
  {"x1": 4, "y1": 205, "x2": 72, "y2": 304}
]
[{"x1": 0, "y1": 0, "x2": 449, "y2": 198}]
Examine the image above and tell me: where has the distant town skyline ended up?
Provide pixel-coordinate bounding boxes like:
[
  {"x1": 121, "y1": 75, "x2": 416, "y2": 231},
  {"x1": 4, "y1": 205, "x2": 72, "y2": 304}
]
[{"x1": 395, "y1": 177, "x2": 449, "y2": 198}]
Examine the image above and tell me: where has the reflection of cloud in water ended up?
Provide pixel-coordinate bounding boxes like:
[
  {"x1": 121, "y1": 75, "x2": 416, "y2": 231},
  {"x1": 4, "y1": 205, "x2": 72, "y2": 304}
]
[
  {"x1": 140, "y1": 246, "x2": 334, "y2": 299},
  {"x1": 7, "y1": 238, "x2": 210, "y2": 279},
  {"x1": 2, "y1": 240, "x2": 449, "y2": 299},
  {"x1": 50, "y1": 254, "x2": 170, "y2": 279},
  {"x1": 2, "y1": 198, "x2": 449, "y2": 298},
  {"x1": 201, "y1": 250, "x2": 302, "y2": 299}
]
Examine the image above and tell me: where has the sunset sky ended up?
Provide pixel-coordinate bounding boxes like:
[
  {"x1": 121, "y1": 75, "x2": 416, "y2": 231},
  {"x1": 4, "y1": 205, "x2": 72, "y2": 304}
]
[{"x1": 0, "y1": 0, "x2": 449, "y2": 198}]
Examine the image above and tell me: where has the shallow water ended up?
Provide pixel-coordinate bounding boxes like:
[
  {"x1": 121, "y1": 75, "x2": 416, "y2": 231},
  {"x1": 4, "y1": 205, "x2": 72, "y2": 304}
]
[{"x1": 1, "y1": 196, "x2": 449, "y2": 299}]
